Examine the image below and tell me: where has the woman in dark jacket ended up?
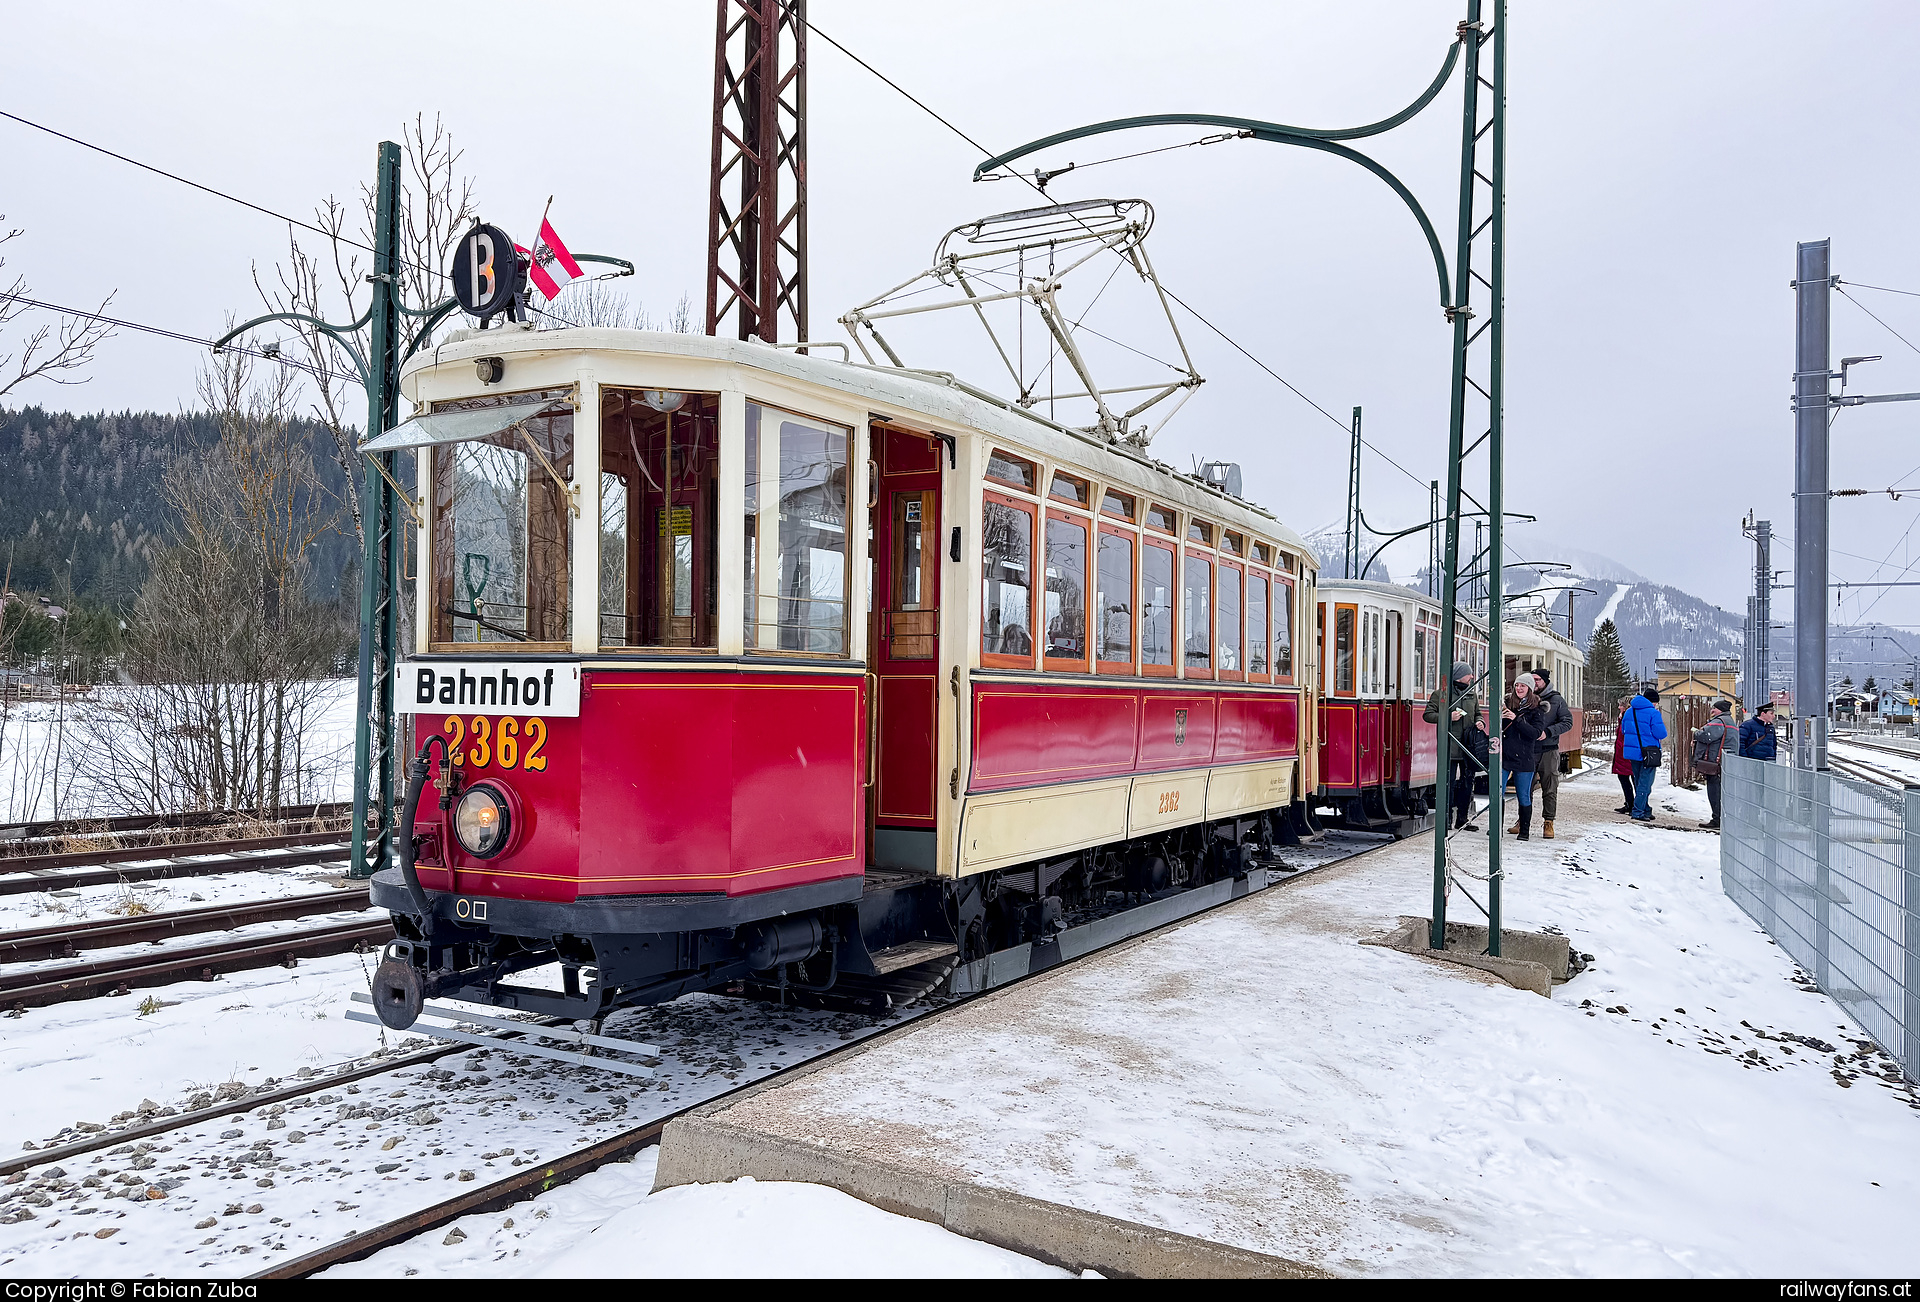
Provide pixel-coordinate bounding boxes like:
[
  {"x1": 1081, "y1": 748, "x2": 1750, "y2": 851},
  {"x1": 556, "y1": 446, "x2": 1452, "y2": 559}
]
[
  {"x1": 1501, "y1": 674, "x2": 1550, "y2": 840},
  {"x1": 1611, "y1": 706, "x2": 1635, "y2": 812}
]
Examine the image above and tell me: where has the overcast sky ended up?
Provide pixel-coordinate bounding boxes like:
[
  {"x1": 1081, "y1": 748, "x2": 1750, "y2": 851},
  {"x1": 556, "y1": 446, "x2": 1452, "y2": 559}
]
[{"x1": 8, "y1": 1, "x2": 1920, "y2": 636}]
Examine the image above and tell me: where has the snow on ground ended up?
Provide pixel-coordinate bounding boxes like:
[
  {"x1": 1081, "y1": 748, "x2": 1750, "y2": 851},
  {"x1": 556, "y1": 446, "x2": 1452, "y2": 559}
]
[
  {"x1": 0, "y1": 956, "x2": 924, "y2": 1277},
  {"x1": 321, "y1": 1148, "x2": 1067, "y2": 1279},
  {"x1": 711, "y1": 768, "x2": 1920, "y2": 1277}
]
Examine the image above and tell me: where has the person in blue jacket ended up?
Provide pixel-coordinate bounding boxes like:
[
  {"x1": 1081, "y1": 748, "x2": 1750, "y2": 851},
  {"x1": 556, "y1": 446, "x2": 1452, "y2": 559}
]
[
  {"x1": 1739, "y1": 701, "x2": 1778, "y2": 760},
  {"x1": 1619, "y1": 686, "x2": 1668, "y2": 821}
]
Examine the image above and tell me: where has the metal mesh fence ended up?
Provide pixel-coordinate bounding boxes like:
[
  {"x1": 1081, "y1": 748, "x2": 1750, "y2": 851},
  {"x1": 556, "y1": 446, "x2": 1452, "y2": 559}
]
[{"x1": 1721, "y1": 755, "x2": 1918, "y2": 1079}]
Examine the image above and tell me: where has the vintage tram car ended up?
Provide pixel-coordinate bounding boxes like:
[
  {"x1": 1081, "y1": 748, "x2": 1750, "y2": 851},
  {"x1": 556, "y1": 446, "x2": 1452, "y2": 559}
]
[
  {"x1": 1312, "y1": 580, "x2": 1486, "y2": 828},
  {"x1": 1500, "y1": 613, "x2": 1586, "y2": 773},
  {"x1": 365, "y1": 327, "x2": 1323, "y2": 1029}
]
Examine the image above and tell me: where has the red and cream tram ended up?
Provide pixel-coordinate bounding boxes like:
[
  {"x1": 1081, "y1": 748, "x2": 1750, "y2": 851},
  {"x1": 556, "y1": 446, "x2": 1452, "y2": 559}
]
[
  {"x1": 1313, "y1": 580, "x2": 1486, "y2": 829},
  {"x1": 365, "y1": 327, "x2": 1322, "y2": 1028}
]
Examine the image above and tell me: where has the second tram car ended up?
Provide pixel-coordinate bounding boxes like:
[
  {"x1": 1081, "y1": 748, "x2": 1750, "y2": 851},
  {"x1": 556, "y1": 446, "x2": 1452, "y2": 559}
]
[
  {"x1": 1312, "y1": 580, "x2": 1486, "y2": 829},
  {"x1": 363, "y1": 327, "x2": 1324, "y2": 1029}
]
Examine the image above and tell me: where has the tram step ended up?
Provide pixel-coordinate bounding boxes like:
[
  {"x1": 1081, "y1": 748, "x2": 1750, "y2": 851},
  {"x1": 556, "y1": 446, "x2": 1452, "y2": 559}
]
[{"x1": 869, "y1": 938, "x2": 960, "y2": 975}]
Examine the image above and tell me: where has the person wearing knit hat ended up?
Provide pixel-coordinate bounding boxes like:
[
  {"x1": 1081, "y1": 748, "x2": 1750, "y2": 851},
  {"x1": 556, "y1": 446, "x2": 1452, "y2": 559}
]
[
  {"x1": 1692, "y1": 699, "x2": 1737, "y2": 830},
  {"x1": 1524, "y1": 668, "x2": 1574, "y2": 839},
  {"x1": 1423, "y1": 661, "x2": 1485, "y2": 831},
  {"x1": 1621, "y1": 683, "x2": 1668, "y2": 821}
]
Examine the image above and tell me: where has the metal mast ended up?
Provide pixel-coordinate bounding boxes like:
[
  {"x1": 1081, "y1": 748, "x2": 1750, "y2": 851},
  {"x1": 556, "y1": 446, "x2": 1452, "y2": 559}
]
[
  {"x1": 707, "y1": 0, "x2": 808, "y2": 344},
  {"x1": 1744, "y1": 514, "x2": 1772, "y2": 712},
  {"x1": 1430, "y1": 0, "x2": 1505, "y2": 953},
  {"x1": 349, "y1": 142, "x2": 404, "y2": 880},
  {"x1": 1344, "y1": 407, "x2": 1363, "y2": 578},
  {"x1": 1792, "y1": 241, "x2": 1831, "y2": 770}
]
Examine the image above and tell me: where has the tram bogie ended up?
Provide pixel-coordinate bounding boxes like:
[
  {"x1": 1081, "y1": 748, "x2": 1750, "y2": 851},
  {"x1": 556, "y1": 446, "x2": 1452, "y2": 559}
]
[{"x1": 364, "y1": 328, "x2": 1323, "y2": 1029}]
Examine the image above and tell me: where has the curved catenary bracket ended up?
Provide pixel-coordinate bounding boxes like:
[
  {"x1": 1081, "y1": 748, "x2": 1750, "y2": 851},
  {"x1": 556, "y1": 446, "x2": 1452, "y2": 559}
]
[
  {"x1": 213, "y1": 310, "x2": 373, "y2": 386},
  {"x1": 973, "y1": 36, "x2": 1468, "y2": 310}
]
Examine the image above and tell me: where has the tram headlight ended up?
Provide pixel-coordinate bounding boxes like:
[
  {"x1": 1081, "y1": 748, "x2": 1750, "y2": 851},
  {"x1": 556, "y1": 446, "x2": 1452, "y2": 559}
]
[{"x1": 453, "y1": 784, "x2": 512, "y2": 859}]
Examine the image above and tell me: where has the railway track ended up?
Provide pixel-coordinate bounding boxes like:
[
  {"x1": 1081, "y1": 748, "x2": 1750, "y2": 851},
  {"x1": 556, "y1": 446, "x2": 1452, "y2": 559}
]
[
  {"x1": 0, "y1": 802, "x2": 352, "y2": 858},
  {"x1": 0, "y1": 887, "x2": 372, "y2": 963},
  {"x1": 0, "y1": 915, "x2": 392, "y2": 1008},
  {"x1": 1828, "y1": 752, "x2": 1916, "y2": 791},
  {"x1": 0, "y1": 837, "x2": 352, "y2": 897}
]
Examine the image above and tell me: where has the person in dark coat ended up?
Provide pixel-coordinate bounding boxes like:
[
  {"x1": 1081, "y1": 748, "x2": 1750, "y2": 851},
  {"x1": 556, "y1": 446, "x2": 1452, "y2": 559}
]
[
  {"x1": 1739, "y1": 702, "x2": 1778, "y2": 760},
  {"x1": 1530, "y1": 668, "x2": 1574, "y2": 839},
  {"x1": 1620, "y1": 686, "x2": 1668, "y2": 821},
  {"x1": 1692, "y1": 699, "x2": 1737, "y2": 830},
  {"x1": 1610, "y1": 706, "x2": 1636, "y2": 812},
  {"x1": 1500, "y1": 674, "x2": 1550, "y2": 840},
  {"x1": 1424, "y1": 661, "x2": 1483, "y2": 831}
]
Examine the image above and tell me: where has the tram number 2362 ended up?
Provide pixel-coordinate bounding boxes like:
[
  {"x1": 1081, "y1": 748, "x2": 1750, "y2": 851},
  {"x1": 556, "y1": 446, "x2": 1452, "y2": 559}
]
[{"x1": 442, "y1": 715, "x2": 549, "y2": 772}]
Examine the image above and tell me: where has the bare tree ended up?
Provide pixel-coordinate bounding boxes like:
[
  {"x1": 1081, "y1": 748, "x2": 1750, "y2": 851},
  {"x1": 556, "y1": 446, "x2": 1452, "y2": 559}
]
[
  {"x1": 72, "y1": 349, "x2": 351, "y2": 815},
  {"x1": 539, "y1": 282, "x2": 695, "y2": 332},
  {"x1": 0, "y1": 219, "x2": 117, "y2": 399},
  {"x1": 250, "y1": 115, "x2": 480, "y2": 548}
]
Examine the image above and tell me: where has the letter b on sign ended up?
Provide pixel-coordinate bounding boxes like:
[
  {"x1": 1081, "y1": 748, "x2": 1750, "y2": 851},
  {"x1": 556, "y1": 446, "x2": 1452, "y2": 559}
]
[{"x1": 451, "y1": 223, "x2": 520, "y2": 320}]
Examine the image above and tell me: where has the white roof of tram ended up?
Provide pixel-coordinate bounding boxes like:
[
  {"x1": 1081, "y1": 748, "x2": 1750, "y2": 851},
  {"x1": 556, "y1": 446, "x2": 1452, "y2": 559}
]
[{"x1": 394, "y1": 326, "x2": 1312, "y2": 560}]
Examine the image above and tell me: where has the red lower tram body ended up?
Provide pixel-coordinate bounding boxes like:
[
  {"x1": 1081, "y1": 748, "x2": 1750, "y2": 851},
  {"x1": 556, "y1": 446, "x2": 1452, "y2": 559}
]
[
  {"x1": 369, "y1": 660, "x2": 1308, "y2": 1025},
  {"x1": 1315, "y1": 697, "x2": 1439, "y2": 825}
]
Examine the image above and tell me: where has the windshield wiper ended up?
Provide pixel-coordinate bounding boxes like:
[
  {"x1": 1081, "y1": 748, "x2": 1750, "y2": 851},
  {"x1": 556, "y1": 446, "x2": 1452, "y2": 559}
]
[{"x1": 442, "y1": 607, "x2": 532, "y2": 642}]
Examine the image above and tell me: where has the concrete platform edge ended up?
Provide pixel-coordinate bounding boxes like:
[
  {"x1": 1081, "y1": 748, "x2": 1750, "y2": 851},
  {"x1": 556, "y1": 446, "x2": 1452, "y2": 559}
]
[{"x1": 654, "y1": 1113, "x2": 1328, "y2": 1279}]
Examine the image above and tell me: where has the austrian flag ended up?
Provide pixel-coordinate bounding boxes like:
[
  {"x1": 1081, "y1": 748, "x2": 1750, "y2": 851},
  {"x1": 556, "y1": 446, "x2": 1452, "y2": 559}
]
[{"x1": 521, "y1": 215, "x2": 584, "y2": 300}]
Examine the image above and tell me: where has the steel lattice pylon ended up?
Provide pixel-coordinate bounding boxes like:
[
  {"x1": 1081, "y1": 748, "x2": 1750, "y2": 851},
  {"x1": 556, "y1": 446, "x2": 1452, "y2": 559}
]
[{"x1": 707, "y1": 0, "x2": 807, "y2": 344}]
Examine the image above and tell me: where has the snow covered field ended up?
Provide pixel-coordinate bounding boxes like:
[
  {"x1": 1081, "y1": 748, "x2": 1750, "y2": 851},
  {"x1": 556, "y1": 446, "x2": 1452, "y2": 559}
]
[
  {"x1": 709, "y1": 769, "x2": 1920, "y2": 1277},
  {"x1": 0, "y1": 680, "x2": 356, "y2": 824}
]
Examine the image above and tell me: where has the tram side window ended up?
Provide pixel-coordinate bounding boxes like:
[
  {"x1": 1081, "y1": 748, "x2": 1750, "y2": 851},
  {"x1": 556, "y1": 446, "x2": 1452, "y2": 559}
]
[
  {"x1": 1247, "y1": 573, "x2": 1268, "y2": 676},
  {"x1": 1141, "y1": 541, "x2": 1175, "y2": 670},
  {"x1": 1333, "y1": 605, "x2": 1355, "y2": 694},
  {"x1": 1044, "y1": 514, "x2": 1089, "y2": 665},
  {"x1": 1183, "y1": 555, "x2": 1213, "y2": 673},
  {"x1": 431, "y1": 390, "x2": 574, "y2": 647},
  {"x1": 1095, "y1": 530, "x2": 1134, "y2": 669},
  {"x1": 768, "y1": 405, "x2": 850, "y2": 654},
  {"x1": 1217, "y1": 565, "x2": 1242, "y2": 673},
  {"x1": 982, "y1": 496, "x2": 1035, "y2": 664},
  {"x1": 1275, "y1": 577, "x2": 1293, "y2": 681},
  {"x1": 1413, "y1": 625, "x2": 1428, "y2": 696},
  {"x1": 599, "y1": 390, "x2": 722, "y2": 649}
]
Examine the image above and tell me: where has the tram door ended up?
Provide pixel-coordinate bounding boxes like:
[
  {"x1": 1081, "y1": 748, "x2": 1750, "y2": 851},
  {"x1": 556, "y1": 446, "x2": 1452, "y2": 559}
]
[
  {"x1": 1384, "y1": 610, "x2": 1402, "y2": 785},
  {"x1": 868, "y1": 425, "x2": 944, "y2": 872}
]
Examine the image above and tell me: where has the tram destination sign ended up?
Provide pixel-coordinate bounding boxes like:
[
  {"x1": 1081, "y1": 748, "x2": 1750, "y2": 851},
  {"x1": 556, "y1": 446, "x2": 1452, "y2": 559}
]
[
  {"x1": 399, "y1": 660, "x2": 581, "y2": 717},
  {"x1": 450, "y1": 222, "x2": 525, "y2": 321}
]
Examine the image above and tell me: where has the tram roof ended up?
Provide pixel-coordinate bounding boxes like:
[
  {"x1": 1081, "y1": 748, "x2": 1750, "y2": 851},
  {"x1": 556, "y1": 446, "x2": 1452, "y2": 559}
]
[{"x1": 395, "y1": 326, "x2": 1311, "y2": 559}]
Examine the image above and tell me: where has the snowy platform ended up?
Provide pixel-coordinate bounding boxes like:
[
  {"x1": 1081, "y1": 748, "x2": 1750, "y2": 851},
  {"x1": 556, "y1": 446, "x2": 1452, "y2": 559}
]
[{"x1": 658, "y1": 771, "x2": 1920, "y2": 1277}]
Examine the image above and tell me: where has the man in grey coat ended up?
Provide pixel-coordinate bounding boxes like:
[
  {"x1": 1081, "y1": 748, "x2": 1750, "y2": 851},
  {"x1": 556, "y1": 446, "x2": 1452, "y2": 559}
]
[
  {"x1": 1424, "y1": 661, "x2": 1483, "y2": 831},
  {"x1": 1531, "y1": 668, "x2": 1574, "y2": 839}
]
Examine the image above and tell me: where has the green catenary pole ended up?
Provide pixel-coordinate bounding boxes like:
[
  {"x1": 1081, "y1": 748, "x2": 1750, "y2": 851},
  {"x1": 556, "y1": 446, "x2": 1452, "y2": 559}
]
[
  {"x1": 1485, "y1": 0, "x2": 1508, "y2": 956},
  {"x1": 350, "y1": 140, "x2": 404, "y2": 881},
  {"x1": 1431, "y1": 1, "x2": 1486, "y2": 952}
]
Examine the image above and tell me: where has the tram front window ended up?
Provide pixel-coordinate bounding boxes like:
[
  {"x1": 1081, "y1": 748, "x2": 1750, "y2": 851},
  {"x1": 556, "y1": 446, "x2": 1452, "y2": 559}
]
[
  {"x1": 600, "y1": 390, "x2": 721, "y2": 649},
  {"x1": 430, "y1": 391, "x2": 573, "y2": 647}
]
